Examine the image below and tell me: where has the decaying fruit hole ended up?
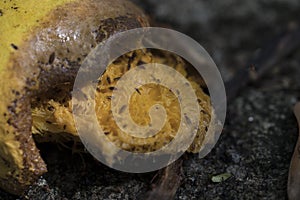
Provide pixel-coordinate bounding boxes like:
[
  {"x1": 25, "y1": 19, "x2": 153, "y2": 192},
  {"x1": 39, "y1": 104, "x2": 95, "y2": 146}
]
[
  {"x1": 97, "y1": 49, "x2": 212, "y2": 153},
  {"x1": 31, "y1": 49, "x2": 212, "y2": 154}
]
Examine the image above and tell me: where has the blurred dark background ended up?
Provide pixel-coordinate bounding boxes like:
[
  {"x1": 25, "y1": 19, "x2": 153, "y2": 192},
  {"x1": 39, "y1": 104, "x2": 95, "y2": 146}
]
[
  {"x1": 133, "y1": 0, "x2": 300, "y2": 81},
  {"x1": 1, "y1": 1, "x2": 300, "y2": 199}
]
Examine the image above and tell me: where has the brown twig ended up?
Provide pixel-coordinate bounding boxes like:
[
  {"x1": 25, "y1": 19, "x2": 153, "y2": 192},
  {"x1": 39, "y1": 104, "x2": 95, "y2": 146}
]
[
  {"x1": 288, "y1": 102, "x2": 300, "y2": 200},
  {"x1": 143, "y1": 158, "x2": 184, "y2": 200},
  {"x1": 143, "y1": 25, "x2": 300, "y2": 200}
]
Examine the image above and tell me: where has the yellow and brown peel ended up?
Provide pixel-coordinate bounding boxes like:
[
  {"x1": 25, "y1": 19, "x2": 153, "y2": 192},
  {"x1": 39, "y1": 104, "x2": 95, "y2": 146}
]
[{"x1": 0, "y1": 0, "x2": 148, "y2": 195}]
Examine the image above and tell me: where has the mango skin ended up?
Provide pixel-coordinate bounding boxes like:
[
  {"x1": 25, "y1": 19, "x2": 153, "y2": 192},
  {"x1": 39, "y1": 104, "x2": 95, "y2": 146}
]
[{"x1": 0, "y1": 0, "x2": 148, "y2": 195}]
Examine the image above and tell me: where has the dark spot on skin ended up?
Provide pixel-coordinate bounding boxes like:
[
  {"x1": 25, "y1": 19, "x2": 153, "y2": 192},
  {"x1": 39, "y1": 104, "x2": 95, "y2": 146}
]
[
  {"x1": 11, "y1": 90, "x2": 21, "y2": 97},
  {"x1": 10, "y1": 43, "x2": 18, "y2": 50},
  {"x1": 106, "y1": 77, "x2": 111, "y2": 84},
  {"x1": 6, "y1": 118, "x2": 17, "y2": 128},
  {"x1": 46, "y1": 121, "x2": 52, "y2": 124},
  {"x1": 3, "y1": 113, "x2": 7, "y2": 117},
  {"x1": 123, "y1": 124, "x2": 127, "y2": 128},
  {"x1": 0, "y1": 9, "x2": 3, "y2": 16},
  {"x1": 112, "y1": 59, "x2": 122, "y2": 65},
  {"x1": 135, "y1": 88, "x2": 141, "y2": 95},
  {"x1": 109, "y1": 86, "x2": 116, "y2": 91},
  {"x1": 96, "y1": 87, "x2": 101, "y2": 92},
  {"x1": 91, "y1": 29, "x2": 98, "y2": 38},
  {"x1": 128, "y1": 52, "x2": 136, "y2": 69},
  {"x1": 119, "y1": 105, "x2": 127, "y2": 114},
  {"x1": 47, "y1": 106, "x2": 55, "y2": 112},
  {"x1": 107, "y1": 96, "x2": 112, "y2": 100},
  {"x1": 184, "y1": 114, "x2": 192, "y2": 125},
  {"x1": 127, "y1": 62, "x2": 131, "y2": 70},
  {"x1": 63, "y1": 125, "x2": 67, "y2": 130},
  {"x1": 7, "y1": 105, "x2": 16, "y2": 114},
  {"x1": 130, "y1": 51, "x2": 137, "y2": 59},
  {"x1": 25, "y1": 77, "x2": 37, "y2": 88},
  {"x1": 150, "y1": 75, "x2": 160, "y2": 83},
  {"x1": 104, "y1": 132, "x2": 109, "y2": 135},
  {"x1": 202, "y1": 87, "x2": 209, "y2": 95},
  {"x1": 48, "y1": 52, "x2": 55, "y2": 64},
  {"x1": 137, "y1": 61, "x2": 146, "y2": 66}
]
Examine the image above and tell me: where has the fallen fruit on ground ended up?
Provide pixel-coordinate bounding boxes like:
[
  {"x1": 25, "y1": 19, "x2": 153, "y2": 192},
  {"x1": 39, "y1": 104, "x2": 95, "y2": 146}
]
[{"x1": 0, "y1": 0, "x2": 211, "y2": 195}]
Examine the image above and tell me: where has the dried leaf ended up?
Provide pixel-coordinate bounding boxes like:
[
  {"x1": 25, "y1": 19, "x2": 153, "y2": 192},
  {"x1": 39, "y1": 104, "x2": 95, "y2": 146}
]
[{"x1": 211, "y1": 173, "x2": 232, "y2": 183}]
